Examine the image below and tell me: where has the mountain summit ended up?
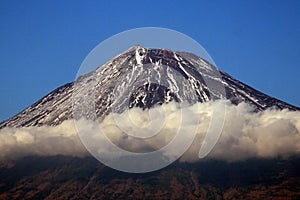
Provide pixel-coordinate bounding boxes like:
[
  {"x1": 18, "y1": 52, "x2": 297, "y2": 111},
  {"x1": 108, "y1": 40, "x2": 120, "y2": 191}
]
[{"x1": 0, "y1": 46, "x2": 299, "y2": 128}]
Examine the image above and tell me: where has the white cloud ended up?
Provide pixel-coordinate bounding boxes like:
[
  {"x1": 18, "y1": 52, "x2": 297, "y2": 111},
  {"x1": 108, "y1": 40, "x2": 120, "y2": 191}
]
[
  {"x1": 0, "y1": 120, "x2": 87, "y2": 159},
  {"x1": 0, "y1": 101, "x2": 299, "y2": 162}
]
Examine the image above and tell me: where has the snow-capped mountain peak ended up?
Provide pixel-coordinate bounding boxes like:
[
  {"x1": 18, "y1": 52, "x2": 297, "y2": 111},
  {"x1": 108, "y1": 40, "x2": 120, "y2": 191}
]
[{"x1": 0, "y1": 46, "x2": 299, "y2": 128}]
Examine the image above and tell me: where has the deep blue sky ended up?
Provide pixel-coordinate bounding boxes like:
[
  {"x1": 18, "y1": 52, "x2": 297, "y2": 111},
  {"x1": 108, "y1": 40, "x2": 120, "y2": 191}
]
[{"x1": 0, "y1": 0, "x2": 299, "y2": 122}]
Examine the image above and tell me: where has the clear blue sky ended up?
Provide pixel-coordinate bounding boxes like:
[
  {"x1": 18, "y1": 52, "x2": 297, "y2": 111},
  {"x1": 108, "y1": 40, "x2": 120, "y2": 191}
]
[{"x1": 0, "y1": 0, "x2": 299, "y2": 122}]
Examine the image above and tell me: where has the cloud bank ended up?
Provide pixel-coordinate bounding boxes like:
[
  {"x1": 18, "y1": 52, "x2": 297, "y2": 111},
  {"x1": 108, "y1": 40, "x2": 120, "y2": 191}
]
[
  {"x1": 0, "y1": 120, "x2": 87, "y2": 160},
  {"x1": 0, "y1": 101, "x2": 300, "y2": 162}
]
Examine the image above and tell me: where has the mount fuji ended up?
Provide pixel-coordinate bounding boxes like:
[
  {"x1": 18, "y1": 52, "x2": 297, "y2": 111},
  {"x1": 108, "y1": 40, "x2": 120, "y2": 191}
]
[
  {"x1": 0, "y1": 46, "x2": 300, "y2": 200},
  {"x1": 0, "y1": 46, "x2": 298, "y2": 128}
]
